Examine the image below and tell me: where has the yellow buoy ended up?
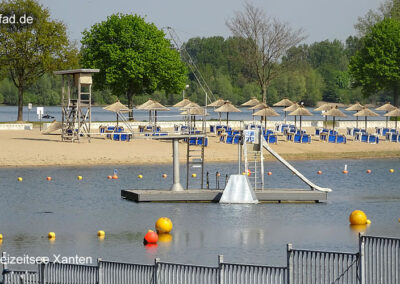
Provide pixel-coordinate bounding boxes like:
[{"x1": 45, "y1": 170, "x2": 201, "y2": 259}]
[
  {"x1": 0, "y1": 234, "x2": 3, "y2": 240},
  {"x1": 97, "y1": 230, "x2": 105, "y2": 238},
  {"x1": 138, "y1": 174, "x2": 143, "y2": 179},
  {"x1": 48, "y1": 232, "x2": 56, "y2": 239},
  {"x1": 155, "y1": 217, "x2": 173, "y2": 233},
  {"x1": 77, "y1": 176, "x2": 83, "y2": 180},
  {"x1": 389, "y1": 169, "x2": 395, "y2": 173},
  {"x1": 192, "y1": 173, "x2": 197, "y2": 178},
  {"x1": 17, "y1": 177, "x2": 23, "y2": 182},
  {"x1": 349, "y1": 210, "x2": 367, "y2": 225},
  {"x1": 158, "y1": 233, "x2": 173, "y2": 243}
]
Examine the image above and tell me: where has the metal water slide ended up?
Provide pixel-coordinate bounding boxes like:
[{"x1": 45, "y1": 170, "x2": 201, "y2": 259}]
[{"x1": 262, "y1": 140, "x2": 332, "y2": 192}]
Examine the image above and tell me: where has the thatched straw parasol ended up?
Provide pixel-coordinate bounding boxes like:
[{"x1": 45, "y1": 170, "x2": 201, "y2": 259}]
[
  {"x1": 376, "y1": 102, "x2": 397, "y2": 128},
  {"x1": 253, "y1": 106, "x2": 279, "y2": 129},
  {"x1": 173, "y1": 98, "x2": 192, "y2": 108},
  {"x1": 249, "y1": 102, "x2": 269, "y2": 110},
  {"x1": 208, "y1": 99, "x2": 226, "y2": 124},
  {"x1": 241, "y1": 97, "x2": 260, "y2": 107},
  {"x1": 384, "y1": 108, "x2": 400, "y2": 130},
  {"x1": 214, "y1": 101, "x2": 241, "y2": 127},
  {"x1": 288, "y1": 105, "x2": 312, "y2": 130},
  {"x1": 283, "y1": 103, "x2": 300, "y2": 127},
  {"x1": 136, "y1": 99, "x2": 155, "y2": 110},
  {"x1": 103, "y1": 101, "x2": 130, "y2": 127},
  {"x1": 346, "y1": 102, "x2": 364, "y2": 128},
  {"x1": 315, "y1": 103, "x2": 333, "y2": 128},
  {"x1": 181, "y1": 102, "x2": 201, "y2": 109},
  {"x1": 323, "y1": 106, "x2": 346, "y2": 131},
  {"x1": 273, "y1": 98, "x2": 294, "y2": 123},
  {"x1": 180, "y1": 107, "x2": 206, "y2": 128},
  {"x1": 354, "y1": 107, "x2": 379, "y2": 130},
  {"x1": 142, "y1": 101, "x2": 170, "y2": 130},
  {"x1": 208, "y1": 99, "x2": 226, "y2": 107},
  {"x1": 248, "y1": 102, "x2": 268, "y2": 123}
]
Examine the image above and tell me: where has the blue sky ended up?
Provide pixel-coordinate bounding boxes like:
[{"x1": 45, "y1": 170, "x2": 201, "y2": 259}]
[{"x1": 40, "y1": 0, "x2": 381, "y2": 44}]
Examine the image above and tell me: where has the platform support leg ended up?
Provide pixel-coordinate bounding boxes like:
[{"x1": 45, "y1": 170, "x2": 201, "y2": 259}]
[{"x1": 170, "y1": 138, "x2": 184, "y2": 191}]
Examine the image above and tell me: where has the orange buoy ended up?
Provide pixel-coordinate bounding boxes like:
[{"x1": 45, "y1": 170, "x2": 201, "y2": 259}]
[
  {"x1": 144, "y1": 230, "x2": 158, "y2": 244},
  {"x1": 343, "y1": 170, "x2": 348, "y2": 174},
  {"x1": 366, "y1": 169, "x2": 372, "y2": 174},
  {"x1": 267, "y1": 172, "x2": 272, "y2": 176},
  {"x1": 216, "y1": 172, "x2": 221, "y2": 177},
  {"x1": 107, "y1": 176, "x2": 112, "y2": 179},
  {"x1": 317, "y1": 171, "x2": 322, "y2": 175},
  {"x1": 112, "y1": 175, "x2": 118, "y2": 179},
  {"x1": 46, "y1": 177, "x2": 52, "y2": 181},
  {"x1": 162, "y1": 174, "x2": 167, "y2": 178}
]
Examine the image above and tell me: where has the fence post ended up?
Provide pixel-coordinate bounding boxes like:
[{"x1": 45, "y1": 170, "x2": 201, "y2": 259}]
[
  {"x1": 154, "y1": 257, "x2": 160, "y2": 284},
  {"x1": 39, "y1": 259, "x2": 46, "y2": 284},
  {"x1": 19, "y1": 275, "x2": 25, "y2": 284},
  {"x1": 359, "y1": 233, "x2": 365, "y2": 284},
  {"x1": 218, "y1": 255, "x2": 224, "y2": 284},
  {"x1": 2, "y1": 251, "x2": 8, "y2": 271},
  {"x1": 287, "y1": 243, "x2": 293, "y2": 284},
  {"x1": 97, "y1": 258, "x2": 103, "y2": 284}
]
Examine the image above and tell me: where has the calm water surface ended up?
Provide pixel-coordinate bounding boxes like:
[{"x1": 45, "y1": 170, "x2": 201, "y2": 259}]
[
  {"x1": 0, "y1": 105, "x2": 387, "y2": 123},
  {"x1": 0, "y1": 159, "x2": 399, "y2": 268}
]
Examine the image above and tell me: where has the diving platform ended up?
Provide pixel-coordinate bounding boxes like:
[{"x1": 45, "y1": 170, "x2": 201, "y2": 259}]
[{"x1": 121, "y1": 189, "x2": 327, "y2": 203}]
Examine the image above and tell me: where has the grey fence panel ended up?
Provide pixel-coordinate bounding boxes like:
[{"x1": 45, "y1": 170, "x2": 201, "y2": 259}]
[
  {"x1": 361, "y1": 235, "x2": 400, "y2": 284},
  {"x1": 3, "y1": 270, "x2": 39, "y2": 284},
  {"x1": 287, "y1": 245, "x2": 359, "y2": 284},
  {"x1": 99, "y1": 260, "x2": 154, "y2": 284},
  {"x1": 38, "y1": 262, "x2": 98, "y2": 284},
  {"x1": 222, "y1": 263, "x2": 287, "y2": 284},
  {"x1": 157, "y1": 262, "x2": 219, "y2": 284}
]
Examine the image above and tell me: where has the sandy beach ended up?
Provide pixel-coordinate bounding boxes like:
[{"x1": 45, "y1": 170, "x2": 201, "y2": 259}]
[{"x1": 0, "y1": 127, "x2": 399, "y2": 167}]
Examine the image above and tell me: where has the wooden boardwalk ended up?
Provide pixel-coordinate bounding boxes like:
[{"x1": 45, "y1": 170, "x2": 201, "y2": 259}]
[{"x1": 121, "y1": 189, "x2": 327, "y2": 203}]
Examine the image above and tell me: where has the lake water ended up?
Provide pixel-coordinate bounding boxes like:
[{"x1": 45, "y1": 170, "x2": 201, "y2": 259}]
[
  {"x1": 0, "y1": 105, "x2": 387, "y2": 123},
  {"x1": 0, "y1": 159, "x2": 399, "y2": 269}
]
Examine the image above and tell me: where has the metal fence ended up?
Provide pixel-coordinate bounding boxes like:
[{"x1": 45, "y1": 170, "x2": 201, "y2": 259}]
[
  {"x1": 360, "y1": 234, "x2": 400, "y2": 284},
  {"x1": 2, "y1": 234, "x2": 399, "y2": 284},
  {"x1": 38, "y1": 262, "x2": 98, "y2": 284},
  {"x1": 156, "y1": 260, "x2": 219, "y2": 284},
  {"x1": 287, "y1": 244, "x2": 359, "y2": 284},
  {"x1": 99, "y1": 259, "x2": 154, "y2": 284},
  {"x1": 3, "y1": 270, "x2": 39, "y2": 284}
]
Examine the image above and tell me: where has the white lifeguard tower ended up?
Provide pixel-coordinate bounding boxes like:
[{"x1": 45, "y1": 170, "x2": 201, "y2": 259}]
[{"x1": 54, "y1": 69, "x2": 99, "y2": 142}]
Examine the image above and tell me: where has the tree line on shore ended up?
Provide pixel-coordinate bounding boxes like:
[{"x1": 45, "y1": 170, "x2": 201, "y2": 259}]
[{"x1": 0, "y1": 0, "x2": 399, "y2": 121}]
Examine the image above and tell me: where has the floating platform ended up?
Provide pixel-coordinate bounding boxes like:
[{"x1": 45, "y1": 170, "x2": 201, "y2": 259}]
[{"x1": 121, "y1": 189, "x2": 327, "y2": 203}]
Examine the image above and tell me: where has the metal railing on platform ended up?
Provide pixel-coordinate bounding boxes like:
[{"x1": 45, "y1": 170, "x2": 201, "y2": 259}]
[{"x1": 2, "y1": 234, "x2": 399, "y2": 284}]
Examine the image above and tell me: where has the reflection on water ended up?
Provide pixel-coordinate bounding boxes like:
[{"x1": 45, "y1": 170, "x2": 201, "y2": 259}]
[{"x1": 0, "y1": 159, "x2": 399, "y2": 268}]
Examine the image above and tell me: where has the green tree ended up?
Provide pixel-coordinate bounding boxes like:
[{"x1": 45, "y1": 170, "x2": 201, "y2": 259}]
[
  {"x1": 0, "y1": 0, "x2": 78, "y2": 121},
  {"x1": 349, "y1": 18, "x2": 400, "y2": 106},
  {"x1": 81, "y1": 14, "x2": 187, "y2": 119}
]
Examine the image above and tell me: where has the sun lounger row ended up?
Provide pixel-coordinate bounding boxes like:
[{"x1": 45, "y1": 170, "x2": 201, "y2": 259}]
[
  {"x1": 347, "y1": 127, "x2": 367, "y2": 136},
  {"x1": 210, "y1": 125, "x2": 232, "y2": 134},
  {"x1": 376, "y1": 127, "x2": 397, "y2": 136},
  {"x1": 286, "y1": 133, "x2": 311, "y2": 143},
  {"x1": 138, "y1": 125, "x2": 161, "y2": 133},
  {"x1": 355, "y1": 133, "x2": 379, "y2": 144},
  {"x1": 385, "y1": 132, "x2": 400, "y2": 142},
  {"x1": 315, "y1": 128, "x2": 338, "y2": 136},
  {"x1": 186, "y1": 137, "x2": 208, "y2": 146}
]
